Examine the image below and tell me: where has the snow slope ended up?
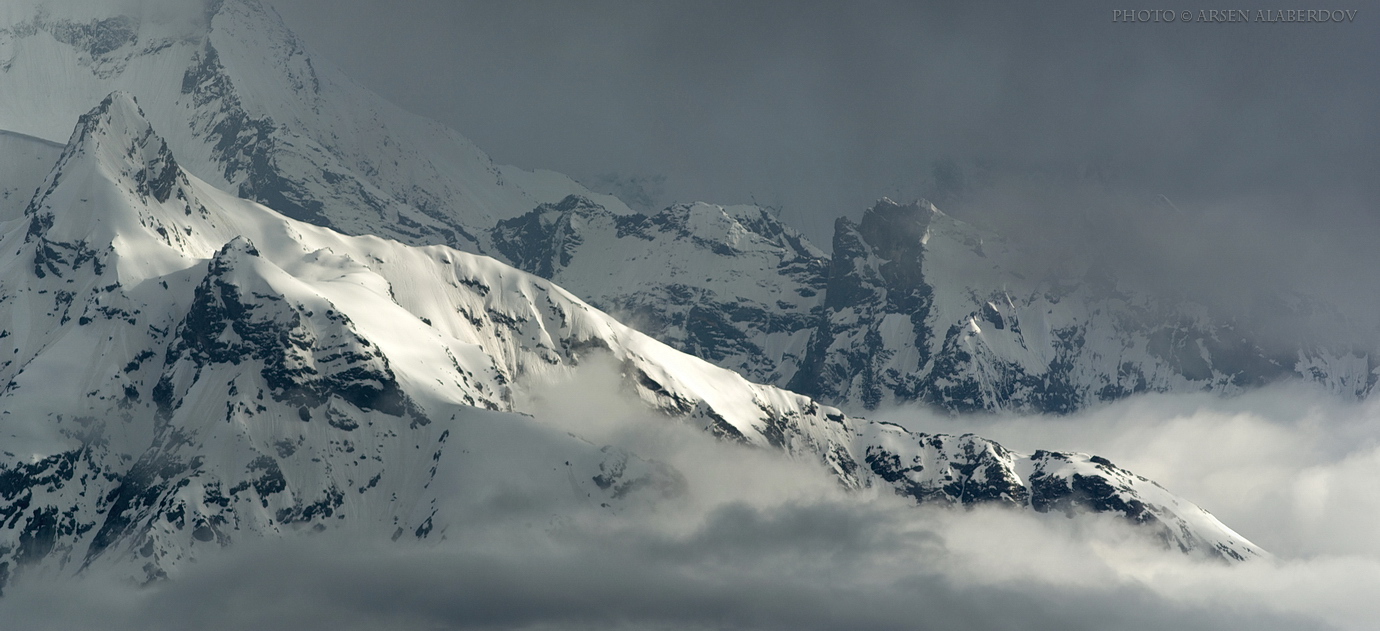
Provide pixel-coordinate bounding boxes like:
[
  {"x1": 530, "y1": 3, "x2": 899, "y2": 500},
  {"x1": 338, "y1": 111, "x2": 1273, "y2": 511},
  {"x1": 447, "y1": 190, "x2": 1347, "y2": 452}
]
[
  {"x1": 0, "y1": 130, "x2": 61, "y2": 221},
  {"x1": 0, "y1": 95, "x2": 1263, "y2": 590}
]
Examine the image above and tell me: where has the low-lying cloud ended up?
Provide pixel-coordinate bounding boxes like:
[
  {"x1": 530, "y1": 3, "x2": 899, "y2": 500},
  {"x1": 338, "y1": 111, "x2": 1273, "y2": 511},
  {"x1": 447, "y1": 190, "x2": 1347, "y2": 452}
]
[
  {"x1": 881, "y1": 384, "x2": 1380, "y2": 559},
  {"x1": 4, "y1": 369, "x2": 1379, "y2": 630}
]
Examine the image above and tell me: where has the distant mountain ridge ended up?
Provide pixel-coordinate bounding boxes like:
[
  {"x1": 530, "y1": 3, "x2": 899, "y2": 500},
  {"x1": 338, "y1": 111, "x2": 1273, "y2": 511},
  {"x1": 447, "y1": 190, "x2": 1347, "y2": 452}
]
[{"x1": 496, "y1": 195, "x2": 1377, "y2": 413}]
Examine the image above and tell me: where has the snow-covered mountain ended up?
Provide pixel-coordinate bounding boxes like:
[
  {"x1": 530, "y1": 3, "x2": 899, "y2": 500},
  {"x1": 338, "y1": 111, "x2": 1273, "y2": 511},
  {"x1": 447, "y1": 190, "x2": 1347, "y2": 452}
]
[
  {"x1": 2, "y1": 0, "x2": 1368, "y2": 417},
  {"x1": 0, "y1": 94, "x2": 1263, "y2": 591},
  {"x1": 495, "y1": 195, "x2": 1377, "y2": 413},
  {"x1": 0, "y1": 0, "x2": 631, "y2": 253}
]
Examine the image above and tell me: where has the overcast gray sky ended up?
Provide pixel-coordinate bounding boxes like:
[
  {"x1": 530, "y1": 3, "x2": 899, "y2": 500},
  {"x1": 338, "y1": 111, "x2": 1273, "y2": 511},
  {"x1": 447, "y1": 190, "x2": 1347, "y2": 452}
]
[{"x1": 268, "y1": 0, "x2": 1379, "y2": 335}]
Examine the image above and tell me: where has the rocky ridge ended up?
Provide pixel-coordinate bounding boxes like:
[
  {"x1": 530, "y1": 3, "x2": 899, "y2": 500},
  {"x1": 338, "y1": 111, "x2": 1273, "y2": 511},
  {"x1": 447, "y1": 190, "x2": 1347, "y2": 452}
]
[{"x1": 498, "y1": 196, "x2": 1377, "y2": 413}]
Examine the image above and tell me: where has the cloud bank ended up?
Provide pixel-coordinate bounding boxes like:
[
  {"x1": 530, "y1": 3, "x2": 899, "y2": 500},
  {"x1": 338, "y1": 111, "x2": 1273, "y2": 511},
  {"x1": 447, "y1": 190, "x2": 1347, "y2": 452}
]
[
  {"x1": 882, "y1": 384, "x2": 1380, "y2": 559},
  {"x1": 4, "y1": 366, "x2": 1379, "y2": 630}
]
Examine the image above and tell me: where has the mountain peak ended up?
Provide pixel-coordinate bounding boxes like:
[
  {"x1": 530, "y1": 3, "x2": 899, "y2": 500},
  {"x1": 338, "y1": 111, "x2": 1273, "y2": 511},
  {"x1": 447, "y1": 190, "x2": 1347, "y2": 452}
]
[
  {"x1": 74, "y1": 90, "x2": 145, "y2": 134},
  {"x1": 45, "y1": 91, "x2": 181, "y2": 206},
  {"x1": 2, "y1": 0, "x2": 623, "y2": 254},
  {"x1": 216, "y1": 234, "x2": 260, "y2": 259},
  {"x1": 858, "y1": 198, "x2": 935, "y2": 250},
  {"x1": 25, "y1": 91, "x2": 188, "y2": 231},
  {"x1": 20, "y1": 91, "x2": 227, "y2": 284}
]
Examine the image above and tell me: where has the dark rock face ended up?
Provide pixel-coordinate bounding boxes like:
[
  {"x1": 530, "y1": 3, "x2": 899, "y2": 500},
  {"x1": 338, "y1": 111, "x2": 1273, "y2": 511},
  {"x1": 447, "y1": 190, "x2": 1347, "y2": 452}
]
[
  {"x1": 863, "y1": 433, "x2": 1029, "y2": 508},
  {"x1": 85, "y1": 442, "x2": 197, "y2": 564},
  {"x1": 181, "y1": 42, "x2": 332, "y2": 227},
  {"x1": 156, "y1": 238, "x2": 424, "y2": 421},
  {"x1": 789, "y1": 205, "x2": 935, "y2": 408},
  {"x1": 854, "y1": 200, "x2": 932, "y2": 312},
  {"x1": 0, "y1": 451, "x2": 91, "y2": 574},
  {"x1": 491, "y1": 195, "x2": 600, "y2": 278},
  {"x1": 46, "y1": 16, "x2": 139, "y2": 59}
]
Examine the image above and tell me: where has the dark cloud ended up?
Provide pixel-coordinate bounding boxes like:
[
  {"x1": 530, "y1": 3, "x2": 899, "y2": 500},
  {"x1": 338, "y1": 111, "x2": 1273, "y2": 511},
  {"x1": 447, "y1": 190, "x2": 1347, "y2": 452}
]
[
  {"x1": 0, "y1": 504, "x2": 1339, "y2": 631},
  {"x1": 266, "y1": 0, "x2": 1380, "y2": 344}
]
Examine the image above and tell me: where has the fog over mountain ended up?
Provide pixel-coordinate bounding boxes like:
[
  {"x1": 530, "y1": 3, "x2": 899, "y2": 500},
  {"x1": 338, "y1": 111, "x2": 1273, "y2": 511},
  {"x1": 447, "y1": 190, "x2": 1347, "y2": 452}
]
[
  {"x1": 270, "y1": 0, "x2": 1380, "y2": 344},
  {"x1": 4, "y1": 385, "x2": 1379, "y2": 631}
]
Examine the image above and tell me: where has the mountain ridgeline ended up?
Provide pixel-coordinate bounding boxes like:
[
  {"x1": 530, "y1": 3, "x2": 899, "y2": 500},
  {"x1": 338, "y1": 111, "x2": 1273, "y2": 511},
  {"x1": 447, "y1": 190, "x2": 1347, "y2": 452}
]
[
  {"x1": 495, "y1": 196, "x2": 1377, "y2": 413},
  {"x1": 0, "y1": 92, "x2": 1263, "y2": 590},
  {"x1": 1, "y1": 0, "x2": 1369, "y2": 416}
]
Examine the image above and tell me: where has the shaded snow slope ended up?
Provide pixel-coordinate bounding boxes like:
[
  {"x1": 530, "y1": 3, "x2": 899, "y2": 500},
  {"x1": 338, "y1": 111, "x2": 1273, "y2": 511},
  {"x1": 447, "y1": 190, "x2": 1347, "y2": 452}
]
[
  {"x1": 491, "y1": 195, "x2": 830, "y2": 386},
  {"x1": 0, "y1": 130, "x2": 61, "y2": 221}
]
